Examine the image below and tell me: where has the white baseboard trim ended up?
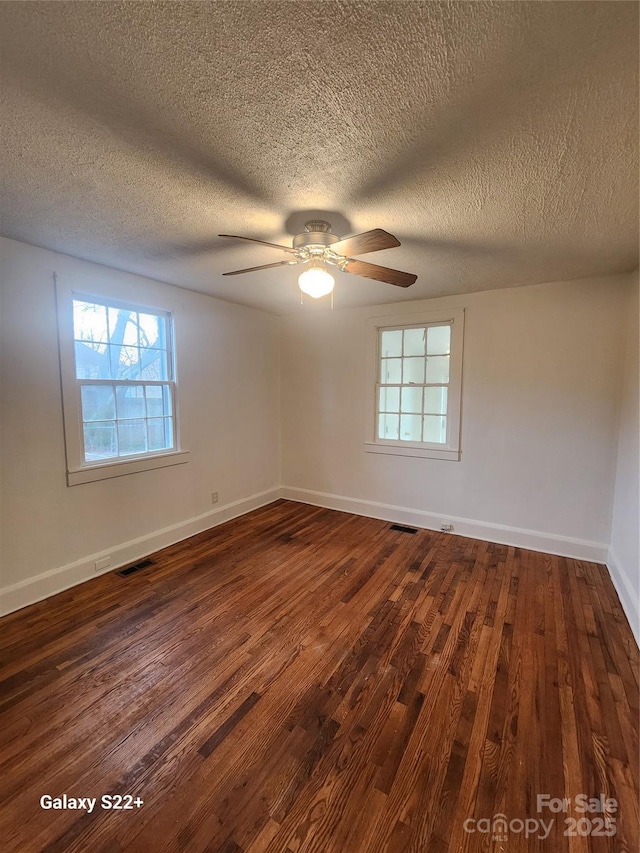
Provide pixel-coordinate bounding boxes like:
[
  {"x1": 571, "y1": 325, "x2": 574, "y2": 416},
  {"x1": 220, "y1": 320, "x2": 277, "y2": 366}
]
[
  {"x1": 0, "y1": 487, "x2": 281, "y2": 617},
  {"x1": 607, "y1": 547, "x2": 640, "y2": 647},
  {"x1": 280, "y1": 486, "x2": 610, "y2": 563}
]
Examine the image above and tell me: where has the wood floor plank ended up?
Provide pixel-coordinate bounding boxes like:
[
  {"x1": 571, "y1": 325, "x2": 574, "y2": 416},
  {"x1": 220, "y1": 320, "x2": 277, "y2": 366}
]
[{"x1": 0, "y1": 500, "x2": 637, "y2": 852}]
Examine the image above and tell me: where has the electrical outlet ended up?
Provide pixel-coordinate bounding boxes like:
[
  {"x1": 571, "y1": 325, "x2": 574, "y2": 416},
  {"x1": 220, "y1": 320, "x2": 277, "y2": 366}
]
[
  {"x1": 94, "y1": 556, "x2": 111, "y2": 572},
  {"x1": 211, "y1": 492, "x2": 219, "y2": 505}
]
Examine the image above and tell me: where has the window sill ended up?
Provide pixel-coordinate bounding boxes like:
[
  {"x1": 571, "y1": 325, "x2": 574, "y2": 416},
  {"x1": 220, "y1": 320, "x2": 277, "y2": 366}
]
[
  {"x1": 364, "y1": 442, "x2": 460, "y2": 461},
  {"x1": 67, "y1": 450, "x2": 190, "y2": 485}
]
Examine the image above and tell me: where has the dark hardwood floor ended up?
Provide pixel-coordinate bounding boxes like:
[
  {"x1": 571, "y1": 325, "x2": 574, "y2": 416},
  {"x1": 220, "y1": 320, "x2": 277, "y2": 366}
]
[{"x1": 1, "y1": 500, "x2": 638, "y2": 852}]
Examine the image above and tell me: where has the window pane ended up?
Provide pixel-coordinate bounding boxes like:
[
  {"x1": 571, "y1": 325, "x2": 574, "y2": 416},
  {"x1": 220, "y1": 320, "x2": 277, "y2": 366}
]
[
  {"x1": 73, "y1": 300, "x2": 108, "y2": 351},
  {"x1": 145, "y1": 384, "x2": 171, "y2": 417},
  {"x1": 122, "y1": 313, "x2": 140, "y2": 345},
  {"x1": 400, "y1": 386, "x2": 422, "y2": 413},
  {"x1": 425, "y1": 355, "x2": 450, "y2": 384},
  {"x1": 138, "y1": 312, "x2": 162, "y2": 348},
  {"x1": 400, "y1": 414, "x2": 422, "y2": 441},
  {"x1": 75, "y1": 342, "x2": 104, "y2": 379},
  {"x1": 427, "y1": 325, "x2": 451, "y2": 355},
  {"x1": 423, "y1": 415, "x2": 447, "y2": 444},
  {"x1": 164, "y1": 417, "x2": 174, "y2": 447},
  {"x1": 116, "y1": 385, "x2": 146, "y2": 419},
  {"x1": 378, "y1": 413, "x2": 399, "y2": 440},
  {"x1": 109, "y1": 345, "x2": 141, "y2": 380},
  {"x1": 145, "y1": 385, "x2": 162, "y2": 417},
  {"x1": 162, "y1": 386, "x2": 173, "y2": 417},
  {"x1": 139, "y1": 349, "x2": 168, "y2": 381},
  {"x1": 424, "y1": 386, "x2": 448, "y2": 415},
  {"x1": 156, "y1": 315, "x2": 168, "y2": 351},
  {"x1": 402, "y1": 357, "x2": 425, "y2": 384},
  {"x1": 83, "y1": 421, "x2": 117, "y2": 460},
  {"x1": 118, "y1": 419, "x2": 147, "y2": 455},
  {"x1": 379, "y1": 386, "x2": 400, "y2": 412},
  {"x1": 381, "y1": 358, "x2": 402, "y2": 383},
  {"x1": 81, "y1": 385, "x2": 116, "y2": 421},
  {"x1": 147, "y1": 418, "x2": 172, "y2": 451},
  {"x1": 380, "y1": 330, "x2": 402, "y2": 357},
  {"x1": 403, "y1": 327, "x2": 426, "y2": 356},
  {"x1": 107, "y1": 307, "x2": 140, "y2": 346}
]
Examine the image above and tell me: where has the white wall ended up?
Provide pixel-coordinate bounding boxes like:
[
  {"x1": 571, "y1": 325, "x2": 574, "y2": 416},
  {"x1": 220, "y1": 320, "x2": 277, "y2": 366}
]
[
  {"x1": 0, "y1": 237, "x2": 280, "y2": 612},
  {"x1": 281, "y1": 276, "x2": 629, "y2": 559},
  {"x1": 608, "y1": 271, "x2": 639, "y2": 643}
]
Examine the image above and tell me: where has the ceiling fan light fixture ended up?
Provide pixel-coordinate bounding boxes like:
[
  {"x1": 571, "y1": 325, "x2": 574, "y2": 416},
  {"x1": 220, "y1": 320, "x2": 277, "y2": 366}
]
[{"x1": 298, "y1": 262, "x2": 335, "y2": 299}]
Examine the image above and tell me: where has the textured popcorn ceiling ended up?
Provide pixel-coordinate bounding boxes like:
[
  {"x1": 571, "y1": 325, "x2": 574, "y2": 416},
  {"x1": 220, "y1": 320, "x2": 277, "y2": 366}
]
[{"x1": 1, "y1": 1, "x2": 638, "y2": 313}]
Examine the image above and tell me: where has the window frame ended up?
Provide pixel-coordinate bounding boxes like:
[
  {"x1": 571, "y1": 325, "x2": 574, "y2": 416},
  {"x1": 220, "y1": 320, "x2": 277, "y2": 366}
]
[
  {"x1": 365, "y1": 308, "x2": 465, "y2": 461},
  {"x1": 56, "y1": 280, "x2": 189, "y2": 485}
]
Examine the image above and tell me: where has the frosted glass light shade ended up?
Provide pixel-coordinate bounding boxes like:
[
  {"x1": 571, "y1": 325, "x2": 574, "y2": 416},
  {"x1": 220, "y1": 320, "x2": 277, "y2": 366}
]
[{"x1": 298, "y1": 265, "x2": 335, "y2": 298}]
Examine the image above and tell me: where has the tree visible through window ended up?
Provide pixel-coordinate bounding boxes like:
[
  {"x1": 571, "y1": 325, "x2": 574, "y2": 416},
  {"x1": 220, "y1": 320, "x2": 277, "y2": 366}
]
[{"x1": 73, "y1": 297, "x2": 175, "y2": 462}]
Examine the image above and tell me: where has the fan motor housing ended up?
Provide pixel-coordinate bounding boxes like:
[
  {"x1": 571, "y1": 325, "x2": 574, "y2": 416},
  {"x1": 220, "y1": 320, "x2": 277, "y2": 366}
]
[{"x1": 293, "y1": 220, "x2": 339, "y2": 250}]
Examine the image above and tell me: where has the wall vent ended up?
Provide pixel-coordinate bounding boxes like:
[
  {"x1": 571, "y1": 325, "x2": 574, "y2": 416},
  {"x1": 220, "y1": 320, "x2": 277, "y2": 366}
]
[
  {"x1": 390, "y1": 524, "x2": 418, "y2": 534},
  {"x1": 116, "y1": 558, "x2": 156, "y2": 577}
]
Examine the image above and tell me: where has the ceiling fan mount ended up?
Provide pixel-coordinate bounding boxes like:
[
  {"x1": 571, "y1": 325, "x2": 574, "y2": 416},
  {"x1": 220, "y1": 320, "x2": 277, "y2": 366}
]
[
  {"x1": 303, "y1": 219, "x2": 333, "y2": 233},
  {"x1": 218, "y1": 220, "x2": 417, "y2": 295}
]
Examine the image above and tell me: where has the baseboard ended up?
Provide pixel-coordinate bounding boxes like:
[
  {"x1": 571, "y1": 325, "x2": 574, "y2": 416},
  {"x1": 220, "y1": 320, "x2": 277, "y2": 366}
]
[
  {"x1": 279, "y1": 486, "x2": 610, "y2": 563},
  {"x1": 607, "y1": 547, "x2": 640, "y2": 647},
  {"x1": 0, "y1": 487, "x2": 281, "y2": 617}
]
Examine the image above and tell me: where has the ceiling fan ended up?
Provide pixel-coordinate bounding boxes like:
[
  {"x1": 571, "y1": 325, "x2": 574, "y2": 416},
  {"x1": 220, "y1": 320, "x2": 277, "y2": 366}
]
[{"x1": 219, "y1": 220, "x2": 417, "y2": 298}]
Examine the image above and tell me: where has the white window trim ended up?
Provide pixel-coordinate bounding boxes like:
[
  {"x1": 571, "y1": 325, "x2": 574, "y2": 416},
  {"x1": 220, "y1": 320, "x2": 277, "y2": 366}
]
[
  {"x1": 55, "y1": 277, "x2": 190, "y2": 485},
  {"x1": 365, "y1": 307, "x2": 465, "y2": 461}
]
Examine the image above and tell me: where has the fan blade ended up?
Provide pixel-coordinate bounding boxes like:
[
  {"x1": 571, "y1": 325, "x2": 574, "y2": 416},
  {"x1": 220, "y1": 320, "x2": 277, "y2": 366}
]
[
  {"x1": 222, "y1": 260, "x2": 300, "y2": 276},
  {"x1": 331, "y1": 229, "x2": 401, "y2": 257},
  {"x1": 219, "y1": 234, "x2": 296, "y2": 253},
  {"x1": 342, "y1": 259, "x2": 417, "y2": 287}
]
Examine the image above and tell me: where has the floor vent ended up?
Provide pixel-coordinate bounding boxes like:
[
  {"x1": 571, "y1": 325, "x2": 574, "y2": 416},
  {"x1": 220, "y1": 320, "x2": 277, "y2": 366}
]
[
  {"x1": 390, "y1": 524, "x2": 418, "y2": 534},
  {"x1": 117, "y1": 558, "x2": 156, "y2": 577}
]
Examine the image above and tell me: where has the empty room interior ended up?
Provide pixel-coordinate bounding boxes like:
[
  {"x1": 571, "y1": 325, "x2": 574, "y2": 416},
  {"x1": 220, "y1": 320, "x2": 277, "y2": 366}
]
[{"x1": 1, "y1": 2, "x2": 639, "y2": 852}]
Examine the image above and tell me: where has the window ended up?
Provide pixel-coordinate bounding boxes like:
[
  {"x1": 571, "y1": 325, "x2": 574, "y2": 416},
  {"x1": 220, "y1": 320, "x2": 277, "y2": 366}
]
[
  {"x1": 57, "y1": 283, "x2": 189, "y2": 485},
  {"x1": 366, "y1": 308, "x2": 464, "y2": 460},
  {"x1": 73, "y1": 298, "x2": 175, "y2": 462}
]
